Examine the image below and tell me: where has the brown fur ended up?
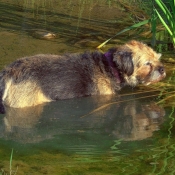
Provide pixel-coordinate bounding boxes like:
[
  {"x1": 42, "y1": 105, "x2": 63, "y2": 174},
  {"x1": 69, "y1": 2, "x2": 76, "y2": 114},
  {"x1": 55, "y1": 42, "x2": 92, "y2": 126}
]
[{"x1": 0, "y1": 40, "x2": 166, "y2": 109}]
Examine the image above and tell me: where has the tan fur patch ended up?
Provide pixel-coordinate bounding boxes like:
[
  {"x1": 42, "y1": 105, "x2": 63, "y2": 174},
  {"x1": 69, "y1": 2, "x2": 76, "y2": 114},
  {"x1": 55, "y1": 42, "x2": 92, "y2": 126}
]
[
  {"x1": 126, "y1": 40, "x2": 160, "y2": 65},
  {"x1": 97, "y1": 77, "x2": 114, "y2": 95},
  {"x1": 3, "y1": 79, "x2": 51, "y2": 108},
  {"x1": 136, "y1": 65, "x2": 151, "y2": 78}
]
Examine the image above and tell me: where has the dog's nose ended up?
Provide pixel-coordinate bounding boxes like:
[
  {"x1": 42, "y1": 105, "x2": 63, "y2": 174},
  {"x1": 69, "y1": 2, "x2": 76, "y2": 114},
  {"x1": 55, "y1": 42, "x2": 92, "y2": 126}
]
[{"x1": 158, "y1": 66, "x2": 165, "y2": 75}]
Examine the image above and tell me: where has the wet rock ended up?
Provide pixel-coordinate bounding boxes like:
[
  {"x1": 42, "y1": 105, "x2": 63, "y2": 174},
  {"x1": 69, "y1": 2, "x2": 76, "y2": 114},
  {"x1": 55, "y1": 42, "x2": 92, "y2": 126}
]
[{"x1": 30, "y1": 30, "x2": 56, "y2": 40}]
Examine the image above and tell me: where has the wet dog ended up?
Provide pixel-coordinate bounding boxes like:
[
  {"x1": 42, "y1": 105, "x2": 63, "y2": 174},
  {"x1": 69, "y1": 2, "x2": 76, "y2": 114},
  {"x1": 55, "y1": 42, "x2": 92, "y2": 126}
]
[{"x1": 0, "y1": 40, "x2": 166, "y2": 109}]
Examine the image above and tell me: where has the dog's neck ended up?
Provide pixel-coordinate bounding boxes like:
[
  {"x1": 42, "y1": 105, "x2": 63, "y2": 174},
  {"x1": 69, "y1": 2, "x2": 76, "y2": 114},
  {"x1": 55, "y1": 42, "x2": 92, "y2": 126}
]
[{"x1": 104, "y1": 51, "x2": 121, "y2": 83}]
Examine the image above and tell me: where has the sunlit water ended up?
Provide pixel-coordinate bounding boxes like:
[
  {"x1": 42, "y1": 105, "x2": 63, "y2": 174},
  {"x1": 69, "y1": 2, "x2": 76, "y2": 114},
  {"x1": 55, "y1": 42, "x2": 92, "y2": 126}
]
[{"x1": 0, "y1": 1, "x2": 175, "y2": 175}]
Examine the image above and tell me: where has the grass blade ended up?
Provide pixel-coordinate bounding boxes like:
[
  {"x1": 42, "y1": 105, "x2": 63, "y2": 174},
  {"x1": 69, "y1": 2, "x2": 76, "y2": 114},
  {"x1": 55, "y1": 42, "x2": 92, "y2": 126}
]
[
  {"x1": 97, "y1": 19, "x2": 150, "y2": 49},
  {"x1": 169, "y1": 0, "x2": 175, "y2": 20},
  {"x1": 155, "y1": 0, "x2": 172, "y2": 18},
  {"x1": 155, "y1": 9, "x2": 173, "y2": 36},
  {"x1": 155, "y1": 0, "x2": 174, "y2": 27},
  {"x1": 97, "y1": 38, "x2": 113, "y2": 49},
  {"x1": 10, "y1": 149, "x2": 13, "y2": 175}
]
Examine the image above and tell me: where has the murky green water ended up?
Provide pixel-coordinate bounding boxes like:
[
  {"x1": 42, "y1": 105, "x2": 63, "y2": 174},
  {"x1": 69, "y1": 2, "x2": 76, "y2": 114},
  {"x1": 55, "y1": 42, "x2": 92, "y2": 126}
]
[{"x1": 0, "y1": 1, "x2": 175, "y2": 175}]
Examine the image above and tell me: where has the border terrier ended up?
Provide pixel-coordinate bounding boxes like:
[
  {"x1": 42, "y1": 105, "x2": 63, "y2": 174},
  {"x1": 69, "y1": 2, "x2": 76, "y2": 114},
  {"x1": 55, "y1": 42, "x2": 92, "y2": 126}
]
[{"x1": 0, "y1": 40, "x2": 166, "y2": 109}]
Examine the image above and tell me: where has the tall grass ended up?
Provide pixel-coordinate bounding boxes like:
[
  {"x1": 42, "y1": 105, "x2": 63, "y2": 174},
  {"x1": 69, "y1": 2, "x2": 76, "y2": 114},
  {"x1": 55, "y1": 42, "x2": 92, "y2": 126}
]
[
  {"x1": 98, "y1": 0, "x2": 175, "y2": 49},
  {"x1": 154, "y1": 0, "x2": 175, "y2": 47}
]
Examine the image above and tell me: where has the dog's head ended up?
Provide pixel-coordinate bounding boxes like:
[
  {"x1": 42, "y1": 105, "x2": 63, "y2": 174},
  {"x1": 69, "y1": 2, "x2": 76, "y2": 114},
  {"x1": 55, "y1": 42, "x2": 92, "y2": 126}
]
[{"x1": 110, "y1": 40, "x2": 166, "y2": 86}]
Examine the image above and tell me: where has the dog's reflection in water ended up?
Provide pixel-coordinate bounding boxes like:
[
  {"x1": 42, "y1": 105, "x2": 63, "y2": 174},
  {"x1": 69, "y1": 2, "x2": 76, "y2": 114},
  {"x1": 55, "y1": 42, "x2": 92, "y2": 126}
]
[
  {"x1": 4, "y1": 104, "x2": 44, "y2": 131},
  {"x1": 1, "y1": 95, "x2": 165, "y2": 143},
  {"x1": 109, "y1": 101, "x2": 165, "y2": 141}
]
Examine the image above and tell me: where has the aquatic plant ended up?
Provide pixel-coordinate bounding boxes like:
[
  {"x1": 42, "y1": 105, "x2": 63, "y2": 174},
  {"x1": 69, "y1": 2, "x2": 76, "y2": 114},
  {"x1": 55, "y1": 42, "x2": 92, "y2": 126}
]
[
  {"x1": 0, "y1": 149, "x2": 18, "y2": 175},
  {"x1": 97, "y1": 0, "x2": 175, "y2": 49},
  {"x1": 154, "y1": 0, "x2": 175, "y2": 47}
]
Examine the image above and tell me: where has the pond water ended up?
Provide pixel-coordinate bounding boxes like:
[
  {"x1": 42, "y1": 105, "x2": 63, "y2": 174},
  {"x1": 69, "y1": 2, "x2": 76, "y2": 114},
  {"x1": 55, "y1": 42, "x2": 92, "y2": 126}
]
[{"x1": 0, "y1": 1, "x2": 175, "y2": 175}]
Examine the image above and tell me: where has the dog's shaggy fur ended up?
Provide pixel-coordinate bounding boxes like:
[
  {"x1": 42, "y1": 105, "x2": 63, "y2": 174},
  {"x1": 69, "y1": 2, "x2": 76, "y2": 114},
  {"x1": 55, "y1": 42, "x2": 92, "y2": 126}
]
[{"x1": 0, "y1": 40, "x2": 165, "y2": 109}]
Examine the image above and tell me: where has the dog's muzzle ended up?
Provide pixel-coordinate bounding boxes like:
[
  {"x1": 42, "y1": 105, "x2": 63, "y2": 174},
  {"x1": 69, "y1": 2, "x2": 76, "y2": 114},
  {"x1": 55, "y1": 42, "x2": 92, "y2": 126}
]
[{"x1": 146, "y1": 66, "x2": 166, "y2": 85}]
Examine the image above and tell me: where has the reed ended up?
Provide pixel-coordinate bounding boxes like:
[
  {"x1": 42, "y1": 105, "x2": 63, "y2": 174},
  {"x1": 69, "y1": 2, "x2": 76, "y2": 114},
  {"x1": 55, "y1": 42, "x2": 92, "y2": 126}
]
[
  {"x1": 97, "y1": 0, "x2": 175, "y2": 49},
  {"x1": 154, "y1": 0, "x2": 175, "y2": 47}
]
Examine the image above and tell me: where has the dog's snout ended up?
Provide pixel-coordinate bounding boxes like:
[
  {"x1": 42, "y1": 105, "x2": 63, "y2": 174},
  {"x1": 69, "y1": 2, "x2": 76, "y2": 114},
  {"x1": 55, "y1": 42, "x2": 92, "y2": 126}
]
[{"x1": 158, "y1": 66, "x2": 165, "y2": 74}]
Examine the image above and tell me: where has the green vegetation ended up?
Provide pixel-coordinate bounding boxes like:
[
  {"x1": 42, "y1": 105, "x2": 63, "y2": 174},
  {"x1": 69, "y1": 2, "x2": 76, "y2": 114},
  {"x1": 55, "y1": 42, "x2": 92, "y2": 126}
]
[
  {"x1": 0, "y1": 149, "x2": 18, "y2": 175},
  {"x1": 154, "y1": 0, "x2": 175, "y2": 47},
  {"x1": 98, "y1": 0, "x2": 175, "y2": 50}
]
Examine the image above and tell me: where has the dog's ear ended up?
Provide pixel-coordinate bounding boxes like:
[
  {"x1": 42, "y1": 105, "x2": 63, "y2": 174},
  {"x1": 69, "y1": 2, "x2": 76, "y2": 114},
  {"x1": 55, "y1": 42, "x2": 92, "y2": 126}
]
[{"x1": 113, "y1": 50, "x2": 134, "y2": 76}]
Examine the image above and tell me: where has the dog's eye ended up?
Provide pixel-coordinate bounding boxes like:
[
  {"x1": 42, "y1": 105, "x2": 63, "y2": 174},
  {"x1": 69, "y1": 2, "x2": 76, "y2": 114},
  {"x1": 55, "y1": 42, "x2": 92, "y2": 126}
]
[{"x1": 145, "y1": 62, "x2": 151, "y2": 66}]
